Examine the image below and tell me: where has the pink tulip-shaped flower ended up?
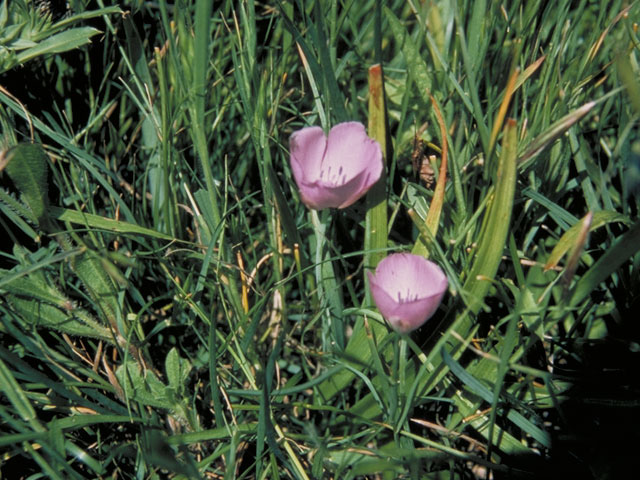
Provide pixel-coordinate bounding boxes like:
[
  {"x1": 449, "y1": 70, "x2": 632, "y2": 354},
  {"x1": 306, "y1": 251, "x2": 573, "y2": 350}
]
[
  {"x1": 367, "y1": 253, "x2": 448, "y2": 334},
  {"x1": 289, "y1": 122, "x2": 383, "y2": 209}
]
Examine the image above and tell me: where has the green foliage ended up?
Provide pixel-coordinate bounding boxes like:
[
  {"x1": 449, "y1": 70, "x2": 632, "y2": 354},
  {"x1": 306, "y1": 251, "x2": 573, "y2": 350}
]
[
  {"x1": 0, "y1": 0, "x2": 120, "y2": 74},
  {"x1": 1, "y1": 0, "x2": 639, "y2": 478},
  {"x1": 2, "y1": 143, "x2": 50, "y2": 225}
]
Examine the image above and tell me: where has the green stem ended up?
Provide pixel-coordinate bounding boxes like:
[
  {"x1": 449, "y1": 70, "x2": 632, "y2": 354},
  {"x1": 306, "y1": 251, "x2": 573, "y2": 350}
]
[
  {"x1": 392, "y1": 335, "x2": 409, "y2": 433},
  {"x1": 310, "y1": 209, "x2": 345, "y2": 351},
  {"x1": 388, "y1": 332, "x2": 403, "y2": 429}
]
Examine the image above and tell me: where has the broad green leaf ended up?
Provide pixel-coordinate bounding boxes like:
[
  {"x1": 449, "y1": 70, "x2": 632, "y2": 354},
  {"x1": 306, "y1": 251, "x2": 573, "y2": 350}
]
[
  {"x1": 1, "y1": 267, "x2": 71, "y2": 308},
  {"x1": 365, "y1": 64, "x2": 389, "y2": 274},
  {"x1": 0, "y1": 1, "x2": 7, "y2": 28},
  {"x1": 463, "y1": 119, "x2": 518, "y2": 313},
  {"x1": 617, "y1": 53, "x2": 640, "y2": 115},
  {"x1": 43, "y1": 7, "x2": 121, "y2": 39},
  {"x1": 0, "y1": 187, "x2": 39, "y2": 238}
]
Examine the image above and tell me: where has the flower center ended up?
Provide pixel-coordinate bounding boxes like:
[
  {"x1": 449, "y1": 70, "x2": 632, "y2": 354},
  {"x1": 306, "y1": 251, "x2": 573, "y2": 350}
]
[
  {"x1": 396, "y1": 288, "x2": 419, "y2": 303},
  {"x1": 319, "y1": 164, "x2": 347, "y2": 186}
]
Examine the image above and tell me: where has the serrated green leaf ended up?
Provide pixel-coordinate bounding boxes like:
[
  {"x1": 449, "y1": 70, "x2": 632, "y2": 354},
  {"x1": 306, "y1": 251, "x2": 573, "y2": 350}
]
[
  {"x1": 3, "y1": 143, "x2": 49, "y2": 226},
  {"x1": 116, "y1": 360, "x2": 170, "y2": 409},
  {"x1": 0, "y1": 186, "x2": 37, "y2": 223},
  {"x1": 15, "y1": 27, "x2": 101, "y2": 65},
  {"x1": 0, "y1": 247, "x2": 83, "y2": 289},
  {"x1": 1, "y1": 268, "x2": 69, "y2": 308},
  {"x1": 6, "y1": 295, "x2": 112, "y2": 341},
  {"x1": 0, "y1": 187, "x2": 39, "y2": 239},
  {"x1": 73, "y1": 253, "x2": 120, "y2": 328},
  {"x1": 385, "y1": 8, "x2": 431, "y2": 95},
  {"x1": 165, "y1": 347, "x2": 191, "y2": 396}
]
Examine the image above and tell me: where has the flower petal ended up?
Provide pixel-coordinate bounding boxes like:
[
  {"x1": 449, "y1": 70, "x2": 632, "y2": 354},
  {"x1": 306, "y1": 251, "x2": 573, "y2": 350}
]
[
  {"x1": 324, "y1": 122, "x2": 383, "y2": 185},
  {"x1": 295, "y1": 177, "x2": 347, "y2": 209},
  {"x1": 289, "y1": 122, "x2": 383, "y2": 210},
  {"x1": 297, "y1": 169, "x2": 378, "y2": 209},
  {"x1": 368, "y1": 254, "x2": 448, "y2": 333},
  {"x1": 290, "y1": 126, "x2": 327, "y2": 185},
  {"x1": 373, "y1": 253, "x2": 447, "y2": 299}
]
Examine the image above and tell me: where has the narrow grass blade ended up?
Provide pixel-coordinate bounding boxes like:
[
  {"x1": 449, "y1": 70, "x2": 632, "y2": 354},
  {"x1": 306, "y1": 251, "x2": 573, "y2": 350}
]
[
  {"x1": 0, "y1": 356, "x2": 42, "y2": 431},
  {"x1": 488, "y1": 67, "x2": 519, "y2": 156},
  {"x1": 49, "y1": 207, "x2": 178, "y2": 242},
  {"x1": 545, "y1": 210, "x2": 629, "y2": 271},
  {"x1": 570, "y1": 219, "x2": 640, "y2": 307},
  {"x1": 442, "y1": 349, "x2": 551, "y2": 449},
  {"x1": 518, "y1": 101, "x2": 596, "y2": 168},
  {"x1": 617, "y1": 54, "x2": 640, "y2": 114}
]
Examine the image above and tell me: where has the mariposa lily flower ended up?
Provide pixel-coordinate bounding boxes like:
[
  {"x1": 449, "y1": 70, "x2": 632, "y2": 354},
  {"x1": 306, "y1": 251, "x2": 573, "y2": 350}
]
[
  {"x1": 367, "y1": 253, "x2": 448, "y2": 334},
  {"x1": 289, "y1": 122, "x2": 383, "y2": 209}
]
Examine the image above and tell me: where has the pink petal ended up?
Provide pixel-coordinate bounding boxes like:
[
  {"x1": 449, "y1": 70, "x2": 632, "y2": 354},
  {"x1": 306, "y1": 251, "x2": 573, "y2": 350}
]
[
  {"x1": 324, "y1": 122, "x2": 383, "y2": 185},
  {"x1": 295, "y1": 177, "x2": 347, "y2": 209},
  {"x1": 290, "y1": 126, "x2": 327, "y2": 185},
  {"x1": 289, "y1": 122, "x2": 383, "y2": 210},
  {"x1": 298, "y1": 166, "x2": 379, "y2": 209},
  {"x1": 368, "y1": 254, "x2": 448, "y2": 333},
  {"x1": 375, "y1": 254, "x2": 448, "y2": 299}
]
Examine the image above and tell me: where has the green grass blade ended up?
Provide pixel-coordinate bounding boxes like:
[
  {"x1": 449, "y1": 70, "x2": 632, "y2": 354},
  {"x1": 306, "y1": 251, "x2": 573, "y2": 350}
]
[
  {"x1": 570, "y1": 219, "x2": 640, "y2": 307},
  {"x1": 365, "y1": 64, "x2": 389, "y2": 274},
  {"x1": 463, "y1": 119, "x2": 518, "y2": 313}
]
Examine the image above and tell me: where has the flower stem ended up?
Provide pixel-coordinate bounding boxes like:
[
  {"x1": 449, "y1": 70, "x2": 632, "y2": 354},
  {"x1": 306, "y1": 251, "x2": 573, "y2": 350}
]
[
  {"x1": 391, "y1": 334, "x2": 408, "y2": 433},
  {"x1": 310, "y1": 209, "x2": 345, "y2": 351}
]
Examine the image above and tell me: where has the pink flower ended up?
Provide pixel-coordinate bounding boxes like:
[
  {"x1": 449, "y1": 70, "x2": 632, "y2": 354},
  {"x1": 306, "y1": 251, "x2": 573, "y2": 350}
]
[
  {"x1": 367, "y1": 253, "x2": 448, "y2": 333},
  {"x1": 289, "y1": 122, "x2": 383, "y2": 209}
]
